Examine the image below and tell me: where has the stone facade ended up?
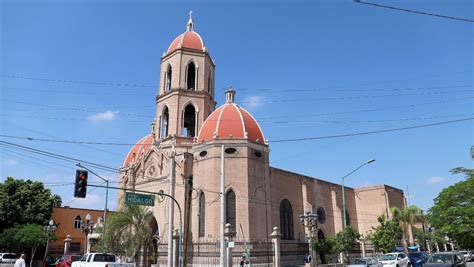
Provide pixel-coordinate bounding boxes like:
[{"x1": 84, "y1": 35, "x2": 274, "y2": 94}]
[{"x1": 119, "y1": 14, "x2": 406, "y2": 266}]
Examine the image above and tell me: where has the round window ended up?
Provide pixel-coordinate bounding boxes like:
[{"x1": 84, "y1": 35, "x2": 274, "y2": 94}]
[
  {"x1": 199, "y1": 150, "x2": 208, "y2": 157},
  {"x1": 224, "y1": 148, "x2": 237, "y2": 154},
  {"x1": 254, "y1": 151, "x2": 262, "y2": 158}
]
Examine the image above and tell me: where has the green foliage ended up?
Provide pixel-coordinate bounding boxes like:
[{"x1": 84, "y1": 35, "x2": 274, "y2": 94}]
[
  {"x1": 428, "y1": 167, "x2": 474, "y2": 249},
  {"x1": 336, "y1": 226, "x2": 361, "y2": 252},
  {"x1": 0, "y1": 225, "x2": 22, "y2": 252},
  {"x1": 313, "y1": 236, "x2": 341, "y2": 263},
  {"x1": 96, "y1": 201, "x2": 154, "y2": 259},
  {"x1": 0, "y1": 177, "x2": 62, "y2": 232},
  {"x1": 16, "y1": 224, "x2": 49, "y2": 267},
  {"x1": 312, "y1": 226, "x2": 360, "y2": 263},
  {"x1": 370, "y1": 215, "x2": 403, "y2": 254}
]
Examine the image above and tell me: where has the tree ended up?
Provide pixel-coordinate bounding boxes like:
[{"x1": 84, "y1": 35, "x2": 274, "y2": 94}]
[
  {"x1": 371, "y1": 215, "x2": 403, "y2": 254},
  {"x1": 313, "y1": 236, "x2": 341, "y2": 264},
  {"x1": 0, "y1": 177, "x2": 62, "y2": 232},
  {"x1": 15, "y1": 224, "x2": 49, "y2": 267},
  {"x1": 97, "y1": 202, "x2": 154, "y2": 263},
  {"x1": 390, "y1": 205, "x2": 423, "y2": 252},
  {"x1": 0, "y1": 225, "x2": 22, "y2": 252},
  {"x1": 428, "y1": 167, "x2": 474, "y2": 249}
]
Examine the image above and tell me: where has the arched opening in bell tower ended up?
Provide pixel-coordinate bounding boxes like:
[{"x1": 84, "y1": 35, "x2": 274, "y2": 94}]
[
  {"x1": 183, "y1": 104, "x2": 196, "y2": 137},
  {"x1": 160, "y1": 107, "x2": 169, "y2": 139},
  {"x1": 226, "y1": 189, "x2": 236, "y2": 232},
  {"x1": 165, "y1": 65, "x2": 172, "y2": 92},
  {"x1": 186, "y1": 62, "x2": 196, "y2": 90}
]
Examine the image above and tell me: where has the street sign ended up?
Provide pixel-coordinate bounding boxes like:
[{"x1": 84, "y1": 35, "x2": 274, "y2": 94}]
[{"x1": 125, "y1": 192, "x2": 155, "y2": 206}]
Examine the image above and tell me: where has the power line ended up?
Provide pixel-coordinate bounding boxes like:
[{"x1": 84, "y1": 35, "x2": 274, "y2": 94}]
[
  {"x1": 269, "y1": 117, "x2": 473, "y2": 143},
  {"x1": 1, "y1": 117, "x2": 472, "y2": 146},
  {"x1": 354, "y1": 0, "x2": 474, "y2": 23}
]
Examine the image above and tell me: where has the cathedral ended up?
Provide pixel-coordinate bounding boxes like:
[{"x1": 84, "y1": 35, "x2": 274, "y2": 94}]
[{"x1": 119, "y1": 13, "x2": 406, "y2": 267}]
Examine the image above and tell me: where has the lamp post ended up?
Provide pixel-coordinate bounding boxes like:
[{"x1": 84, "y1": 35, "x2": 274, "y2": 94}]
[
  {"x1": 81, "y1": 214, "x2": 94, "y2": 253},
  {"x1": 43, "y1": 219, "x2": 57, "y2": 263},
  {"x1": 299, "y1": 212, "x2": 318, "y2": 267},
  {"x1": 341, "y1": 159, "x2": 375, "y2": 229}
]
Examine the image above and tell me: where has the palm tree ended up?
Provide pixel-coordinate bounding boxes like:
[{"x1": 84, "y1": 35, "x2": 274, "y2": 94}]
[
  {"x1": 390, "y1": 205, "x2": 423, "y2": 252},
  {"x1": 100, "y1": 203, "x2": 154, "y2": 267}
]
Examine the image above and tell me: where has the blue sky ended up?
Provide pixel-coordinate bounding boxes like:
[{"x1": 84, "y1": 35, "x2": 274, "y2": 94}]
[{"x1": 0, "y1": 0, "x2": 472, "y2": 213}]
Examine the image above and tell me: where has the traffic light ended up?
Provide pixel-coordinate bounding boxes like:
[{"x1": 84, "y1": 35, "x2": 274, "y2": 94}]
[{"x1": 74, "y1": 169, "x2": 88, "y2": 198}]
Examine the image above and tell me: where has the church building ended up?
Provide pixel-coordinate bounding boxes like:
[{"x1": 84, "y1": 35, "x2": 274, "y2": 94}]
[{"x1": 119, "y1": 13, "x2": 406, "y2": 267}]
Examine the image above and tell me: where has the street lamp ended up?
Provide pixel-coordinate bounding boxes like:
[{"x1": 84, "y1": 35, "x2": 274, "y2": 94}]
[
  {"x1": 299, "y1": 212, "x2": 318, "y2": 267},
  {"x1": 81, "y1": 214, "x2": 94, "y2": 253},
  {"x1": 341, "y1": 159, "x2": 375, "y2": 229},
  {"x1": 43, "y1": 219, "x2": 57, "y2": 263}
]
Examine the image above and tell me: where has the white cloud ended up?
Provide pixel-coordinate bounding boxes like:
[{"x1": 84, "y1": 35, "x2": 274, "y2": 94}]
[
  {"x1": 244, "y1": 95, "x2": 264, "y2": 109},
  {"x1": 5, "y1": 159, "x2": 18, "y2": 166},
  {"x1": 427, "y1": 176, "x2": 445, "y2": 185},
  {"x1": 88, "y1": 110, "x2": 119, "y2": 122}
]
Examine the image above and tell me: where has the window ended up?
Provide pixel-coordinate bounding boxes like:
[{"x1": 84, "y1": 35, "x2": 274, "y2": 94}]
[
  {"x1": 226, "y1": 190, "x2": 236, "y2": 232},
  {"x1": 186, "y1": 62, "x2": 196, "y2": 90},
  {"x1": 280, "y1": 199, "x2": 294, "y2": 240},
  {"x1": 182, "y1": 104, "x2": 196, "y2": 137},
  {"x1": 207, "y1": 68, "x2": 213, "y2": 93},
  {"x1": 317, "y1": 207, "x2": 326, "y2": 224},
  {"x1": 165, "y1": 65, "x2": 172, "y2": 92},
  {"x1": 74, "y1": 215, "x2": 82, "y2": 229},
  {"x1": 199, "y1": 192, "x2": 205, "y2": 237},
  {"x1": 317, "y1": 230, "x2": 325, "y2": 241},
  {"x1": 160, "y1": 107, "x2": 169, "y2": 139},
  {"x1": 343, "y1": 209, "x2": 351, "y2": 226}
]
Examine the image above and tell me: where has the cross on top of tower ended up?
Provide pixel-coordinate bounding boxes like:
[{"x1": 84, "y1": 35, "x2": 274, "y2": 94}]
[{"x1": 186, "y1": 10, "x2": 194, "y2": 32}]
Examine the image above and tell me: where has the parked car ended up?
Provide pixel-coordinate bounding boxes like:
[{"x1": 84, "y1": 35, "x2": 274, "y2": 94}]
[
  {"x1": 348, "y1": 257, "x2": 383, "y2": 267},
  {"x1": 71, "y1": 253, "x2": 134, "y2": 267},
  {"x1": 458, "y1": 251, "x2": 472, "y2": 262},
  {"x1": 0, "y1": 253, "x2": 17, "y2": 264},
  {"x1": 56, "y1": 255, "x2": 82, "y2": 267},
  {"x1": 409, "y1": 252, "x2": 430, "y2": 267},
  {"x1": 379, "y1": 252, "x2": 411, "y2": 267},
  {"x1": 425, "y1": 252, "x2": 465, "y2": 267}
]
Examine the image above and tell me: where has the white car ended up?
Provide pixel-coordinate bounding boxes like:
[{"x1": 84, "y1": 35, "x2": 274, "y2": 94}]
[
  {"x1": 0, "y1": 253, "x2": 17, "y2": 264},
  {"x1": 459, "y1": 251, "x2": 472, "y2": 262},
  {"x1": 71, "y1": 253, "x2": 135, "y2": 267},
  {"x1": 379, "y1": 253, "x2": 411, "y2": 267}
]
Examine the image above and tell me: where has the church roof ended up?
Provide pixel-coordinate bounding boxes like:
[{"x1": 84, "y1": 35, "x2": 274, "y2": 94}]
[
  {"x1": 197, "y1": 88, "x2": 266, "y2": 145},
  {"x1": 122, "y1": 134, "x2": 154, "y2": 167},
  {"x1": 167, "y1": 11, "x2": 206, "y2": 55}
]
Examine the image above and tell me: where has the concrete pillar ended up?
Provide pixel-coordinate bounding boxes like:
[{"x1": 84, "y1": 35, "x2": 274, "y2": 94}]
[
  {"x1": 443, "y1": 243, "x2": 447, "y2": 251},
  {"x1": 435, "y1": 243, "x2": 440, "y2": 252},
  {"x1": 64, "y1": 235, "x2": 72, "y2": 255},
  {"x1": 173, "y1": 229, "x2": 179, "y2": 267},
  {"x1": 360, "y1": 240, "x2": 366, "y2": 258},
  {"x1": 270, "y1": 227, "x2": 281, "y2": 267},
  {"x1": 225, "y1": 223, "x2": 236, "y2": 267}
]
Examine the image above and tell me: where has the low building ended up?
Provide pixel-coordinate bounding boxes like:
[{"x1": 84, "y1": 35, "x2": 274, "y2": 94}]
[{"x1": 49, "y1": 206, "x2": 111, "y2": 256}]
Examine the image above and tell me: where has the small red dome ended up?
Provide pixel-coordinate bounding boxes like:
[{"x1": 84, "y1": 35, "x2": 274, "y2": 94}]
[
  {"x1": 167, "y1": 31, "x2": 205, "y2": 54},
  {"x1": 123, "y1": 134, "x2": 154, "y2": 167},
  {"x1": 197, "y1": 90, "x2": 266, "y2": 144}
]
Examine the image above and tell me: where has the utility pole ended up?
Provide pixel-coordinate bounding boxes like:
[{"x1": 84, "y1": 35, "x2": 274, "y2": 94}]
[
  {"x1": 220, "y1": 145, "x2": 226, "y2": 266},
  {"x1": 168, "y1": 141, "x2": 176, "y2": 267}
]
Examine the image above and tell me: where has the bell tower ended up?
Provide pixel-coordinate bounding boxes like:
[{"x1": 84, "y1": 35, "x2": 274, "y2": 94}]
[{"x1": 155, "y1": 11, "x2": 216, "y2": 145}]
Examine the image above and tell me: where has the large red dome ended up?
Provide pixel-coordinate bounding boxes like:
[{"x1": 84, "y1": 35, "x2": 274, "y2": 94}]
[
  {"x1": 123, "y1": 134, "x2": 154, "y2": 167},
  {"x1": 166, "y1": 12, "x2": 205, "y2": 55},
  {"x1": 197, "y1": 89, "x2": 266, "y2": 145}
]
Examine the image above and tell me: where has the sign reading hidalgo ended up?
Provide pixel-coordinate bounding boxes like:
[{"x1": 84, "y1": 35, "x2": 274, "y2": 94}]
[{"x1": 125, "y1": 192, "x2": 155, "y2": 206}]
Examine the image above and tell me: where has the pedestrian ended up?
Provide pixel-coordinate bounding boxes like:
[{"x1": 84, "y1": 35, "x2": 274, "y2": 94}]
[
  {"x1": 304, "y1": 252, "x2": 312, "y2": 266},
  {"x1": 14, "y1": 254, "x2": 26, "y2": 267}
]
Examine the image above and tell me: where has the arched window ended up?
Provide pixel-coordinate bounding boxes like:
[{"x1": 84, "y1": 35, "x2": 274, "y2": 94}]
[
  {"x1": 342, "y1": 209, "x2": 351, "y2": 226},
  {"x1": 280, "y1": 199, "x2": 294, "y2": 240},
  {"x1": 74, "y1": 215, "x2": 82, "y2": 229},
  {"x1": 199, "y1": 192, "x2": 205, "y2": 237},
  {"x1": 186, "y1": 62, "x2": 196, "y2": 90},
  {"x1": 317, "y1": 207, "x2": 326, "y2": 224},
  {"x1": 226, "y1": 190, "x2": 236, "y2": 232},
  {"x1": 160, "y1": 107, "x2": 169, "y2": 139},
  {"x1": 183, "y1": 104, "x2": 196, "y2": 137},
  {"x1": 317, "y1": 229, "x2": 325, "y2": 241},
  {"x1": 165, "y1": 65, "x2": 172, "y2": 92}
]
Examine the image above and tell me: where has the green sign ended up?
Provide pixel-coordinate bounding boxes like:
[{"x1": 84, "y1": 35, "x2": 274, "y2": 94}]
[{"x1": 125, "y1": 192, "x2": 155, "y2": 206}]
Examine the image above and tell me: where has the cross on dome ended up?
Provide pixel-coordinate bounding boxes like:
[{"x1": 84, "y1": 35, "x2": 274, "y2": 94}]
[{"x1": 186, "y1": 10, "x2": 194, "y2": 32}]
